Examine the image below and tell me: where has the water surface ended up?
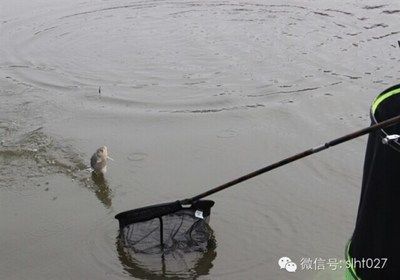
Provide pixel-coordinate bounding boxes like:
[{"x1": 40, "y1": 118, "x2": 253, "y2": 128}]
[{"x1": 1, "y1": 0, "x2": 399, "y2": 279}]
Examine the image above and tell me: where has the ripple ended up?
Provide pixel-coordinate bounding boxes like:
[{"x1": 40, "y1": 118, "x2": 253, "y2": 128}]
[
  {"x1": 363, "y1": 23, "x2": 389, "y2": 29},
  {"x1": 372, "y1": 31, "x2": 400, "y2": 39},
  {"x1": 169, "y1": 103, "x2": 265, "y2": 114},
  {"x1": 313, "y1": 11, "x2": 332, "y2": 17},
  {"x1": 363, "y1": 5, "x2": 387, "y2": 10},
  {"x1": 0, "y1": 127, "x2": 109, "y2": 209},
  {"x1": 127, "y1": 152, "x2": 148, "y2": 162},
  {"x1": 59, "y1": 3, "x2": 157, "y2": 19},
  {"x1": 382, "y1": 9, "x2": 400, "y2": 14},
  {"x1": 0, "y1": 127, "x2": 88, "y2": 185},
  {"x1": 0, "y1": 0, "x2": 337, "y2": 116},
  {"x1": 1, "y1": 0, "x2": 398, "y2": 116},
  {"x1": 325, "y1": 9, "x2": 353, "y2": 16},
  {"x1": 217, "y1": 129, "x2": 238, "y2": 139},
  {"x1": 247, "y1": 87, "x2": 320, "y2": 98}
]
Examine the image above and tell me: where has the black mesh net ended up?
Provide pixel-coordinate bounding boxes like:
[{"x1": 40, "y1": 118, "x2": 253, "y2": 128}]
[
  {"x1": 121, "y1": 207, "x2": 213, "y2": 254},
  {"x1": 115, "y1": 200, "x2": 216, "y2": 278},
  {"x1": 115, "y1": 200, "x2": 214, "y2": 252}
]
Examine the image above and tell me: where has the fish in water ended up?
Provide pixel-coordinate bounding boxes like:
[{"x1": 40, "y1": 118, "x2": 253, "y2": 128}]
[{"x1": 91, "y1": 146, "x2": 110, "y2": 174}]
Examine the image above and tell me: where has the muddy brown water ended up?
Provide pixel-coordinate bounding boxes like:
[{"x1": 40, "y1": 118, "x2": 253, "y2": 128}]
[{"x1": 0, "y1": 0, "x2": 399, "y2": 279}]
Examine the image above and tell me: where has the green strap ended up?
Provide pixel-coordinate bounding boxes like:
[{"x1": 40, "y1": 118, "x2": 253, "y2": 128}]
[
  {"x1": 345, "y1": 240, "x2": 361, "y2": 280},
  {"x1": 372, "y1": 88, "x2": 400, "y2": 114}
]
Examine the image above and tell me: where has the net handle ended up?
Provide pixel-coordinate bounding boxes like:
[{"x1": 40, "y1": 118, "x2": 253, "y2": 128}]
[{"x1": 181, "y1": 115, "x2": 400, "y2": 205}]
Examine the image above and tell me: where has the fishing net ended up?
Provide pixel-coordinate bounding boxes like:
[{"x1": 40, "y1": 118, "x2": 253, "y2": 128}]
[
  {"x1": 115, "y1": 200, "x2": 214, "y2": 253},
  {"x1": 115, "y1": 200, "x2": 215, "y2": 278},
  {"x1": 348, "y1": 84, "x2": 400, "y2": 279}
]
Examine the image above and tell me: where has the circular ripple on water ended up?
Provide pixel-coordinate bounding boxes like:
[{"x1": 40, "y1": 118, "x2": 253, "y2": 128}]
[
  {"x1": 0, "y1": 1, "x2": 309, "y2": 112},
  {"x1": 2, "y1": 0, "x2": 396, "y2": 113}
]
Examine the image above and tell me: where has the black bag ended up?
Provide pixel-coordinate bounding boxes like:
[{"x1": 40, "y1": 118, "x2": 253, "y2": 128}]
[{"x1": 349, "y1": 84, "x2": 400, "y2": 279}]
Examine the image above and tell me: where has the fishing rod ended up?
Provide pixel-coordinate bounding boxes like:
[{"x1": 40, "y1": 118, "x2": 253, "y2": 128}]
[{"x1": 181, "y1": 114, "x2": 400, "y2": 205}]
